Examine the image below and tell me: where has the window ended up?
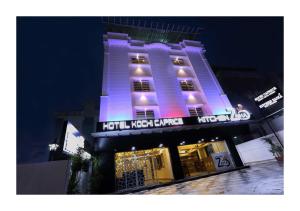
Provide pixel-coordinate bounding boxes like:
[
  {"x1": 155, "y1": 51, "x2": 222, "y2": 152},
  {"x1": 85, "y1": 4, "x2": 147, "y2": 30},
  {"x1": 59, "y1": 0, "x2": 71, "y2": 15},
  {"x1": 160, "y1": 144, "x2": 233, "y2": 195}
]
[
  {"x1": 188, "y1": 107, "x2": 204, "y2": 117},
  {"x1": 136, "y1": 110, "x2": 155, "y2": 119},
  {"x1": 133, "y1": 80, "x2": 151, "y2": 92},
  {"x1": 180, "y1": 80, "x2": 195, "y2": 91},
  {"x1": 131, "y1": 56, "x2": 148, "y2": 64},
  {"x1": 172, "y1": 58, "x2": 185, "y2": 66}
]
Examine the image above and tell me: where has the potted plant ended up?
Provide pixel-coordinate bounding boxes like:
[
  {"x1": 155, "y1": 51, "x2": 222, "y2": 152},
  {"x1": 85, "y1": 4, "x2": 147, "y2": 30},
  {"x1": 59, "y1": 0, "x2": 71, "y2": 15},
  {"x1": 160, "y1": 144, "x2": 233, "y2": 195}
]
[
  {"x1": 67, "y1": 148, "x2": 90, "y2": 194},
  {"x1": 264, "y1": 137, "x2": 283, "y2": 161},
  {"x1": 89, "y1": 155, "x2": 104, "y2": 194}
]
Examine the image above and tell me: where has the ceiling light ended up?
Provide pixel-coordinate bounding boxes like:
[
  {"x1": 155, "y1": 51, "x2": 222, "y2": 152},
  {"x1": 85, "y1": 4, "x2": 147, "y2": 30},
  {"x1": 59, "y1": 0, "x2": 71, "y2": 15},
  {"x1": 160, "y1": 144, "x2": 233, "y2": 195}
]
[{"x1": 140, "y1": 95, "x2": 147, "y2": 101}]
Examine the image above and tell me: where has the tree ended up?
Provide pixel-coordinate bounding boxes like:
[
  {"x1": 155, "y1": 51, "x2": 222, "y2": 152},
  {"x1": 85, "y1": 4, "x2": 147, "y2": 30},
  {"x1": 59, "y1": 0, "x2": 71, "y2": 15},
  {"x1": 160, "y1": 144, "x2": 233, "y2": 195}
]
[
  {"x1": 263, "y1": 137, "x2": 283, "y2": 158},
  {"x1": 67, "y1": 148, "x2": 90, "y2": 194},
  {"x1": 89, "y1": 155, "x2": 104, "y2": 194}
]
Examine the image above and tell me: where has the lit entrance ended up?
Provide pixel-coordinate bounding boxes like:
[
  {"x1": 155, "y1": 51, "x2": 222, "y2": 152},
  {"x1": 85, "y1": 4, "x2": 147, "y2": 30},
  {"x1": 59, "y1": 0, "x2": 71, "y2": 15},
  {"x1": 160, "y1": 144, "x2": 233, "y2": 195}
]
[
  {"x1": 178, "y1": 140, "x2": 235, "y2": 178},
  {"x1": 115, "y1": 147, "x2": 174, "y2": 191}
]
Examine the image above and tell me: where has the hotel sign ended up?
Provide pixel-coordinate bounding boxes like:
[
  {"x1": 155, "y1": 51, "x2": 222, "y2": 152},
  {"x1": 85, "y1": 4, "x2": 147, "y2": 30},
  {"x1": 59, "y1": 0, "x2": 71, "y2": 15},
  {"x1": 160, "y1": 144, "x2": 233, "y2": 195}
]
[
  {"x1": 254, "y1": 86, "x2": 283, "y2": 110},
  {"x1": 101, "y1": 118, "x2": 184, "y2": 131},
  {"x1": 97, "y1": 109, "x2": 251, "y2": 132},
  {"x1": 197, "y1": 109, "x2": 250, "y2": 123}
]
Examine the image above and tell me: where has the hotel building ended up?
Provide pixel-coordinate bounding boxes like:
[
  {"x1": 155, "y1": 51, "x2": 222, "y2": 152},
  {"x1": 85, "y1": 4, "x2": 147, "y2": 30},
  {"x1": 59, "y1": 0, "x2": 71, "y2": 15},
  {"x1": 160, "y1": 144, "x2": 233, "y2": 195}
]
[{"x1": 92, "y1": 24, "x2": 252, "y2": 193}]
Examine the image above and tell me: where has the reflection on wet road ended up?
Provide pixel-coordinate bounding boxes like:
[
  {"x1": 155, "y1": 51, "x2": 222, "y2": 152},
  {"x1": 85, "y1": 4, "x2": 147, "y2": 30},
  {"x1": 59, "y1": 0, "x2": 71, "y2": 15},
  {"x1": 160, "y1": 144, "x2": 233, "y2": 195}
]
[{"x1": 134, "y1": 160, "x2": 283, "y2": 194}]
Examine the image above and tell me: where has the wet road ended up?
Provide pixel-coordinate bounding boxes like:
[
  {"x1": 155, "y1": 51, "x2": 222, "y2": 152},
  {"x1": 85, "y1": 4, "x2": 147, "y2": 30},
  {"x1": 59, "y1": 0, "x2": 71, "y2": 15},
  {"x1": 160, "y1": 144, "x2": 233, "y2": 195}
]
[{"x1": 134, "y1": 160, "x2": 283, "y2": 194}]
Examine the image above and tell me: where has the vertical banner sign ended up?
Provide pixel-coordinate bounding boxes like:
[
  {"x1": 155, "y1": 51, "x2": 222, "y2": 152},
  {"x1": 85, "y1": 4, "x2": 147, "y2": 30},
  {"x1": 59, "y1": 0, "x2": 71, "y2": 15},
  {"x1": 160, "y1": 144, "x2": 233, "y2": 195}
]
[{"x1": 254, "y1": 86, "x2": 283, "y2": 110}]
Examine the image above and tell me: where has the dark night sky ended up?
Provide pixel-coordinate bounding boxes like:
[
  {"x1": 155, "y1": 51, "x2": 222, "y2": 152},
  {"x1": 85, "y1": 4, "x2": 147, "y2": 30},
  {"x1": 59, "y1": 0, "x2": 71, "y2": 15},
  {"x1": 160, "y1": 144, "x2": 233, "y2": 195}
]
[{"x1": 17, "y1": 17, "x2": 283, "y2": 164}]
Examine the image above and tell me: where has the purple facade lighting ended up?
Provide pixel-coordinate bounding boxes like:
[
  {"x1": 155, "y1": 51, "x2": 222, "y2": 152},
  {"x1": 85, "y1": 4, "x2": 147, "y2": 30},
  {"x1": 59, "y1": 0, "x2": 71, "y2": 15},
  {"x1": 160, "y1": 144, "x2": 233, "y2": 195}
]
[{"x1": 99, "y1": 33, "x2": 232, "y2": 122}]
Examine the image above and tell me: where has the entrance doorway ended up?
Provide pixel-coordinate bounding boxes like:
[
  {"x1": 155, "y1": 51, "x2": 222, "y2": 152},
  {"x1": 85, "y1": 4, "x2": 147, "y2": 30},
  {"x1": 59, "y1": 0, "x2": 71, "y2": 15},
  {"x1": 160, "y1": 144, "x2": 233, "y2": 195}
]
[
  {"x1": 115, "y1": 147, "x2": 174, "y2": 191},
  {"x1": 178, "y1": 140, "x2": 235, "y2": 178}
]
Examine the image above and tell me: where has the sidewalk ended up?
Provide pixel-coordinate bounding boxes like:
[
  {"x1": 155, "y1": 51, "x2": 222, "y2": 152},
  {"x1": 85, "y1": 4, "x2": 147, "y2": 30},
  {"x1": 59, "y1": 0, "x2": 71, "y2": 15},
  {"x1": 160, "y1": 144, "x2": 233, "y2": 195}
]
[{"x1": 134, "y1": 160, "x2": 283, "y2": 194}]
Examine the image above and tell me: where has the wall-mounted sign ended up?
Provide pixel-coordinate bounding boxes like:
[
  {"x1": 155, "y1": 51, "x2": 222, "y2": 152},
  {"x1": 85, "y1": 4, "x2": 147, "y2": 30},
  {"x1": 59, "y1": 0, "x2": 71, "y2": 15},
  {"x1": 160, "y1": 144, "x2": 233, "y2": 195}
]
[
  {"x1": 63, "y1": 122, "x2": 85, "y2": 155},
  {"x1": 197, "y1": 109, "x2": 250, "y2": 124},
  {"x1": 254, "y1": 86, "x2": 283, "y2": 110},
  {"x1": 101, "y1": 118, "x2": 184, "y2": 131},
  {"x1": 211, "y1": 152, "x2": 235, "y2": 171},
  {"x1": 97, "y1": 109, "x2": 251, "y2": 132}
]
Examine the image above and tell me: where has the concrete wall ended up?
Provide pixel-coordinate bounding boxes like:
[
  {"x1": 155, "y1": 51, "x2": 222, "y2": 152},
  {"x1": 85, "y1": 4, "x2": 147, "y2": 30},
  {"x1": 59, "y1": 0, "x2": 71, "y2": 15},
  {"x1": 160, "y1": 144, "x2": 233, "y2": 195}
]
[
  {"x1": 17, "y1": 160, "x2": 70, "y2": 194},
  {"x1": 183, "y1": 42, "x2": 232, "y2": 115},
  {"x1": 102, "y1": 36, "x2": 133, "y2": 121},
  {"x1": 147, "y1": 43, "x2": 187, "y2": 118},
  {"x1": 235, "y1": 132, "x2": 283, "y2": 164}
]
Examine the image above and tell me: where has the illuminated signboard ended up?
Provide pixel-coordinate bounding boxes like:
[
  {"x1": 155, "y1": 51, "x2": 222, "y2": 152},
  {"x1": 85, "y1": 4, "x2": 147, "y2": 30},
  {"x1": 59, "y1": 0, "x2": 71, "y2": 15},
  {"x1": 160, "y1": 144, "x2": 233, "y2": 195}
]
[
  {"x1": 63, "y1": 122, "x2": 85, "y2": 155},
  {"x1": 254, "y1": 86, "x2": 283, "y2": 110},
  {"x1": 211, "y1": 152, "x2": 235, "y2": 171},
  {"x1": 97, "y1": 109, "x2": 251, "y2": 132}
]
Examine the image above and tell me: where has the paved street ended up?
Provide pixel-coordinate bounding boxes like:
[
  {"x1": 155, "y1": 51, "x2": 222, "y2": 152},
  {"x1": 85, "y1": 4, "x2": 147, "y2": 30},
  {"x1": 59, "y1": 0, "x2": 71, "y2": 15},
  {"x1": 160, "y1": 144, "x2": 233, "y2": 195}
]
[{"x1": 135, "y1": 160, "x2": 283, "y2": 194}]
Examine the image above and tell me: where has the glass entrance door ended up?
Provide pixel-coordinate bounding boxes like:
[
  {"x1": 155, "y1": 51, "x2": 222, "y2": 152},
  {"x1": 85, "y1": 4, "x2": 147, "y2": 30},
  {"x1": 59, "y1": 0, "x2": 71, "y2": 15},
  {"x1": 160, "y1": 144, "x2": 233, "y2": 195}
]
[
  {"x1": 178, "y1": 140, "x2": 235, "y2": 178},
  {"x1": 115, "y1": 147, "x2": 174, "y2": 191}
]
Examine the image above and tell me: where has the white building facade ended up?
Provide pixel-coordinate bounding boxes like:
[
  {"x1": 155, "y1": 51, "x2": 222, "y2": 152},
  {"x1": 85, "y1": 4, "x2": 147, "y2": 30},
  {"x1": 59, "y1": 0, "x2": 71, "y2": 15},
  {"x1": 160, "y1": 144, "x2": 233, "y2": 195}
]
[{"x1": 99, "y1": 32, "x2": 233, "y2": 122}]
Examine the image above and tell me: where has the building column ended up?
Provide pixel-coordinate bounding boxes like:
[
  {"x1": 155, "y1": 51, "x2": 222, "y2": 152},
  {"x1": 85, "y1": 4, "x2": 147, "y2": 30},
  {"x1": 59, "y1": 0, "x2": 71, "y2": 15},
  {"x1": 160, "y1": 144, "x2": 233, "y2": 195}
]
[
  {"x1": 168, "y1": 144, "x2": 184, "y2": 180},
  {"x1": 97, "y1": 150, "x2": 115, "y2": 194},
  {"x1": 225, "y1": 138, "x2": 244, "y2": 167}
]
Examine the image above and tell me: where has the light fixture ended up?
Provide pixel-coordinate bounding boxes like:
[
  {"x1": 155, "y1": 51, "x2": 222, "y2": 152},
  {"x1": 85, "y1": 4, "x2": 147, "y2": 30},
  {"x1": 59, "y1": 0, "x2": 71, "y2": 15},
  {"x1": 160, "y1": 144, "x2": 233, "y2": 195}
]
[
  {"x1": 188, "y1": 94, "x2": 195, "y2": 101},
  {"x1": 136, "y1": 54, "x2": 139, "y2": 59},
  {"x1": 131, "y1": 146, "x2": 136, "y2": 151},
  {"x1": 233, "y1": 136, "x2": 237, "y2": 139},
  {"x1": 49, "y1": 144, "x2": 59, "y2": 151},
  {"x1": 201, "y1": 138, "x2": 204, "y2": 141},
  {"x1": 216, "y1": 137, "x2": 219, "y2": 140},
  {"x1": 198, "y1": 140, "x2": 202, "y2": 143},
  {"x1": 140, "y1": 95, "x2": 147, "y2": 101},
  {"x1": 211, "y1": 139, "x2": 215, "y2": 142},
  {"x1": 136, "y1": 67, "x2": 143, "y2": 73},
  {"x1": 81, "y1": 151, "x2": 91, "y2": 160},
  {"x1": 159, "y1": 143, "x2": 163, "y2": 148},
  {"x1": 178, "y1": 68, "x2": 185, "y2": 75}
]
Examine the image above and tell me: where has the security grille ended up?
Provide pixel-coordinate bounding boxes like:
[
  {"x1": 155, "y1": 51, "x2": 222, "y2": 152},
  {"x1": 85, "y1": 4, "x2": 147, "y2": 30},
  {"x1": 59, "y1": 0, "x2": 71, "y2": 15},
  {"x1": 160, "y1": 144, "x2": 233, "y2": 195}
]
[
  {"x1": 188, "y1": 107, "x2": 204, "y2": 116},
  {"x1": 172, "y1": 58, "x2": 185, "y2": 66},
  {"x1": 115, "y1": 152, "x2": 158, "y2": 191},
  {"x1": 131, "y1": 56, "x2": 148, "y2": 64},
  {"x1": 133, "y1": 80, "x2": 150, "y2": 92},
  {"x1": 136, "y1": 110, "x2": 154, "y2": 119},
  {"x1": 180, "y1": 80, "x2": 195, "y2": 91}
]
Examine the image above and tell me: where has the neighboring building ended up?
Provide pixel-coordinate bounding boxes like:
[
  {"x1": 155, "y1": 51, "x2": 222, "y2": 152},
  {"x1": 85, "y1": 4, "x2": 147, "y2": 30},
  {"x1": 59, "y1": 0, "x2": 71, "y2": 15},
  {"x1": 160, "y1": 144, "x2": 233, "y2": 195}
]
[
  {"x1": 46, "y1": 102, "x2": 98, "y2": 194},
  {"x1": 213, "y1": 66, "x2": 283, "y2": 119},
  {"x1": 213, "y1": 66, "x2": 283, "y2": 163},
  {"x1": 49, "y1": 101, "x2": 99, "y2": 161},
  {"x1": 91, "y1": 24, "x2": 255, "y2": 193},
  {"x1": 17, "y1": 160, "x2": 70, "y2": 194}
]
